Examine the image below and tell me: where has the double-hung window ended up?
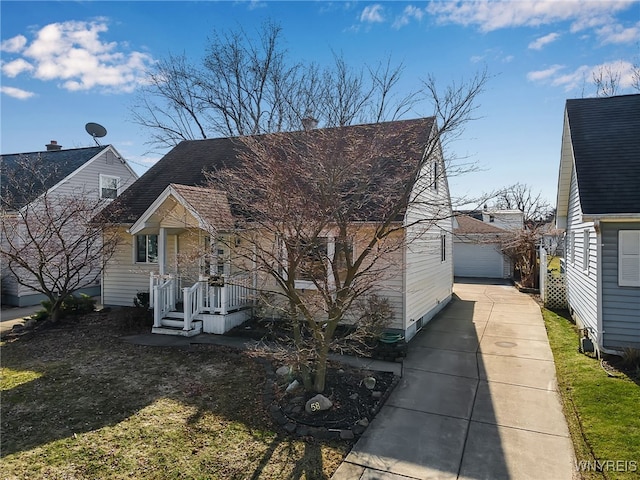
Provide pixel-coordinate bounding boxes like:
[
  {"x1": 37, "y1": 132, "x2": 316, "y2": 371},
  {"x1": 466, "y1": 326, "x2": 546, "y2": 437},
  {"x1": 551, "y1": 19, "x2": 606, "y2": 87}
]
[
  {"x1": 100, "y1": 174, "x2": 120, "y2": 199},
  {"x1": 136, "y1": 234, "x2": 158, "y2": 263}
]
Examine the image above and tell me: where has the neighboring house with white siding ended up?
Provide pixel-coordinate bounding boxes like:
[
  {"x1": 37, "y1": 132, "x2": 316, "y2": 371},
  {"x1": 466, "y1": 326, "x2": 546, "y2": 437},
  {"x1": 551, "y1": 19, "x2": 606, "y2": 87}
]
[
  {"x1": 1, "y1": 142, "x2": 138, "y2": 306},
  {"x1": 101, "y1": 119, "x2": 453, "y2": 341},
  {"x1": 555, "y1": 94, "x2": 640, "y2": 353}
]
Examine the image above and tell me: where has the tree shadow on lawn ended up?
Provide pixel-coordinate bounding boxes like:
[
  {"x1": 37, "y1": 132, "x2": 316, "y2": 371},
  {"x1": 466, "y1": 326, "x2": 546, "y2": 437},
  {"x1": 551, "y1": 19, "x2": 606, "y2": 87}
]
[{"x1": 0, "y1": 312, "x2": 342, "y2": 478}]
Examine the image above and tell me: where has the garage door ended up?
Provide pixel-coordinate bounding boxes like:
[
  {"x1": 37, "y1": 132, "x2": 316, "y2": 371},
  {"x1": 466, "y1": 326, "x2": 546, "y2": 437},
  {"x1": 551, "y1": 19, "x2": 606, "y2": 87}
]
[{"x1": 454, "y1": 241, "x2": 505, "y2": 278}]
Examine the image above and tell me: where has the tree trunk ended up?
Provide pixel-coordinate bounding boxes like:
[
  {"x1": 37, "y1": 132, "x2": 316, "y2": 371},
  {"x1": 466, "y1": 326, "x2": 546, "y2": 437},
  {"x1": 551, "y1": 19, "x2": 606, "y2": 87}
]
[
  {"x1": 49, "y1": 304, "x2": 62, "y2": 324},
  {"x1": 313, "y1": 343, "x2": 330, "y2": 393}
]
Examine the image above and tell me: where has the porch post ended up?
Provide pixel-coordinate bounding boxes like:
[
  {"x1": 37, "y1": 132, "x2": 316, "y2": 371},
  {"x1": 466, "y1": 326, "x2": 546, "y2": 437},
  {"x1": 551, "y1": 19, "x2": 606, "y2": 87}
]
[{"x1": 158, "y1": 227, "x2": 167, "y2": 275}]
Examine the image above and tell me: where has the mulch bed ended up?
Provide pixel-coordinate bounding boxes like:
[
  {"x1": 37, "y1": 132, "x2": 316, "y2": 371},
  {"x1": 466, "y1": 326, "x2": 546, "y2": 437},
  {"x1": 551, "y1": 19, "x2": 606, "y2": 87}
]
[{"x1": 260, "y1": 359, "x2": 399, "y2": 441}]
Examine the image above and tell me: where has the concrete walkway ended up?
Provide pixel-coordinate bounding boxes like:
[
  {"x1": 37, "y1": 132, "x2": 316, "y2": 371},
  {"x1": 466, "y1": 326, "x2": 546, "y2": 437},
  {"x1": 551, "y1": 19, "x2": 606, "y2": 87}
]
[
  {"x1": 332, "y1": 281, "x2": 576, "y2": 480},
  {"x1": 0, "y1": 304, "x2": 41, "y2": 335}
]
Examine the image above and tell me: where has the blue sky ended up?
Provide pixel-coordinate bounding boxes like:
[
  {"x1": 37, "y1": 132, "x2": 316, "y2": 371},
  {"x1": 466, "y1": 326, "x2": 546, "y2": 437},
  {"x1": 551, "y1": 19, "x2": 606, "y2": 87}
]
[{"x1": 2, "y1": 1, "x2": 639, "y2": 207}]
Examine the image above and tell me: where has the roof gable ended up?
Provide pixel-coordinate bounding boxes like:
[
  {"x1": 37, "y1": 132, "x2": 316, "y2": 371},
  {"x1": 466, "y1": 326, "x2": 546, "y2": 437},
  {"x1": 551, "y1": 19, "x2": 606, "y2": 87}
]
[
  {"x1": 129, "y1": 184, "x2": 234, "y2": 234},
  {"x1": 106, "y1": 118, "x2": 436, "y2": 225},
  {"x1": 564, "y1": 94, "x2": 640, "y2": 216},
  {"x1": 1, "y1": 146, "x2": 107, "y2": 210}
]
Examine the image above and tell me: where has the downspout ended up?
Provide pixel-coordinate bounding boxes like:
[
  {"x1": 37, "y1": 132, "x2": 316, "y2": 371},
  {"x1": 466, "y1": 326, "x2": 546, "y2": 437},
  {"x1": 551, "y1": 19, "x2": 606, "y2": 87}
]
[{"x1": 594, "y1": 220, "x2": 604, "y2": 356}]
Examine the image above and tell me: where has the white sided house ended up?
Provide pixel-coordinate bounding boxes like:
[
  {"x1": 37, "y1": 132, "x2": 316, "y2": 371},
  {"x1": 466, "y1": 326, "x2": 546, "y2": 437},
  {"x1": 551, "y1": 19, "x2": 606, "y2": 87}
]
[
  {"x1": 1, "y1": 142, "x2": 138, "y2": 306},
  {"x1": 101, "y1": 119, "x2": 453, "y2": 341},
  {"x1": 453, "y1": 214, "x2": 513, "y2": 279},
  {"x1": 556, "y1": 94, "x2": 640, "y2": 353}
]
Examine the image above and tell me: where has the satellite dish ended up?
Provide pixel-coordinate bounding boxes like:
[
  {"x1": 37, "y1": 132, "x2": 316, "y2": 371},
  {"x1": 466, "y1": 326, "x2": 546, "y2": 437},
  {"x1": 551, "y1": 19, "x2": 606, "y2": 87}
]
[{"x1": 85, "y1": 122, "x2": 107, "y2": 145}]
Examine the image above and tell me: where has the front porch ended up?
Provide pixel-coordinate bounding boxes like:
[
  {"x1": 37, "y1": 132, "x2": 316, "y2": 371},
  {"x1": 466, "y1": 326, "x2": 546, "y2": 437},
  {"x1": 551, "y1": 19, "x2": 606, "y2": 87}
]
[{"x1": 150, "y1": 273, "x2": 253, "y2": 336}]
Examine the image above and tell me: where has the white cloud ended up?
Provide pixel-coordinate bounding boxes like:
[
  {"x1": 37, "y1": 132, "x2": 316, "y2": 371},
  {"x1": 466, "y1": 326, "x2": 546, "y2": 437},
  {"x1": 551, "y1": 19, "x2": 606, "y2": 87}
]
[
  {"x1": 596, "y1": 21, "x2": 640, "y2": 44},
  {"x1": 1, "y1": 20, "x2": 154, "y2": 94},
  {"x1": 527, "y1": 60, "x2": 637, "y2": 93},
  {"x1": 427, "y1": 1, "x2": 634, "y2": 33},
  {"x1": 1, "y1": 86, "x2": 35, "y2": 99},
  {"x1": 392, "y1": 5, "x2": 425, "y2": 29},
  {"x1": 360, "y1": 4, "x2": 385, "y2": 23},
  {"x1": 2, "y1": 58, "x2": 34, "y2": 77},
  {"x1": 527, "y1": 64, "x2": 565, "y2": 82},
  {"x1": 1, "y1": 35, "x2": 27, "y2": 53},
  {"x1": 528, "y1": 32, "x2": 560, "y2": 50}
]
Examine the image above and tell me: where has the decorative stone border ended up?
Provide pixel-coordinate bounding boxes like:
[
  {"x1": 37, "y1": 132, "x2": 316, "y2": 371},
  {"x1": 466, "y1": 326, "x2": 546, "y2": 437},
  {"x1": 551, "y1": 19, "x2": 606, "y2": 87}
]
[{"x1": 256, "y1": 358, "x2": 400, "y2": 440}]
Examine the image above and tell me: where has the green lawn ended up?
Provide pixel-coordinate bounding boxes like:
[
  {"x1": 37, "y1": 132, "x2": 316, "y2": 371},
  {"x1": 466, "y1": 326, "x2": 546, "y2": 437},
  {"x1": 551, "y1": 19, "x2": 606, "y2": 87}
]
[
  {"x1": 543, "y1": 309, "x2": 640, "y2": 480},
  {"x1": 0, "y1": 311, "x2": 348, "y2": 479}
]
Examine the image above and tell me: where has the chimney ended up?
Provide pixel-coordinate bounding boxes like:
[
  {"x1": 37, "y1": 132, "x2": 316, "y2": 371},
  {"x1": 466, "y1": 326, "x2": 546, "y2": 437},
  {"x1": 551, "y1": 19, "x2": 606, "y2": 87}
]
[
  {"x1": 46, "y1": 140, "x2": 62, "y2": 151},
  {"x1": 301, "y1": 116, "x2": 318, "y2": 131}
]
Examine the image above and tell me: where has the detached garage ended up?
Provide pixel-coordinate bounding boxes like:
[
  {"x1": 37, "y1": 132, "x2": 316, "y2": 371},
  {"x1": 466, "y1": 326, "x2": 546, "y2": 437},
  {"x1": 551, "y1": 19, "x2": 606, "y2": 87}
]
[{"x1": 453, "y1": 215, "x2": 512, "y2": 279}]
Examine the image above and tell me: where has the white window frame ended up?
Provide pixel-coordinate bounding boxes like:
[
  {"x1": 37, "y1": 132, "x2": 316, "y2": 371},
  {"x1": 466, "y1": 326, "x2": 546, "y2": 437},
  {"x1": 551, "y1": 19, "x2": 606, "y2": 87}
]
[
  {"x1": 440, "y1": 233, "x2": 447, "y2": 262},
  {"x1": 100, "y1": 174, "x2": 120, "y2": 199},
  {"x1": 135, "y1": 234, "x2": 159, "y2": 264},
  {"x1": 570, "y1": 231, "x2": 576, "y2": 264},
  {"x1": 618, "y1": 230, "x2": 640, "y2": 287},
  {"x1": 582, "y1": 230, "x2": 590, "y2": 272},
  {"x1": 433, "y1": 160, "x2": 439, "y2": 191}
]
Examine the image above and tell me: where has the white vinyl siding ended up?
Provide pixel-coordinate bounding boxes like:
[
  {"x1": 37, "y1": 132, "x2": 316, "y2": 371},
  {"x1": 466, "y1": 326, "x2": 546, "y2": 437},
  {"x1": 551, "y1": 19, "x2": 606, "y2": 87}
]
[
  {"x1": 403, "y1": 138, "x2": 453, "y2": 341},
  {"x1": 564, "y1": 163, "x2": 598, "y2": 340},
  {"x1": 47, "y1": 147, "x2": 137, "y2": 200},
  {"x1": 618, "y1": 230, "x2": 640, "y2": 287},
  {"x1": 102, "y1": 228, "x2": 176, "y2": 306}
]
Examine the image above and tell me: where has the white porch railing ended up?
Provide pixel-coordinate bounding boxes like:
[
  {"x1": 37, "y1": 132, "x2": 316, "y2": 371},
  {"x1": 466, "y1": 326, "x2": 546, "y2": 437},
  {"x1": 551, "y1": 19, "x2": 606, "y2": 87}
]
[
  {"x1": 183, "y1": 277, "x2": 207, "y2": 331},
  {"x1": 208, "y1": 274, "x2": 252, "y2": 314},
  {"x1": 151, "y1": 273, "x2": 252, "y2": 330},
  {"x1": 153, "y1": 276, "x2": 176, "y2": 328}
]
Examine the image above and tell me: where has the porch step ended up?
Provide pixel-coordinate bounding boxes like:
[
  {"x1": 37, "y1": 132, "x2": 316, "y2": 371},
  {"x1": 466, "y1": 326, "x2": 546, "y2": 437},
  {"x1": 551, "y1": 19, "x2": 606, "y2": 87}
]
[{"x1": 152, "y1": 319, "x2": 203, "y2": 337}]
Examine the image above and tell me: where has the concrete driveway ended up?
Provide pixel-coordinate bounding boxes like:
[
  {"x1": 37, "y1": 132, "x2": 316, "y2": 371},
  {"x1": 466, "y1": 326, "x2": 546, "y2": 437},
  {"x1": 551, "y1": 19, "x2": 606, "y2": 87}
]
[{"x1": 333, "y1": 280, "x2": 576, "y2": 480}]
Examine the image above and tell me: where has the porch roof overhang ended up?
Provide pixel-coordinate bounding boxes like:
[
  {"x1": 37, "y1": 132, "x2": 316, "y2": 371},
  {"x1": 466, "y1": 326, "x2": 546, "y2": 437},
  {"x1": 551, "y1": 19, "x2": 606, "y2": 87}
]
[{"x1": 128, "y1": 183, "x2": 234, "y2": 236}]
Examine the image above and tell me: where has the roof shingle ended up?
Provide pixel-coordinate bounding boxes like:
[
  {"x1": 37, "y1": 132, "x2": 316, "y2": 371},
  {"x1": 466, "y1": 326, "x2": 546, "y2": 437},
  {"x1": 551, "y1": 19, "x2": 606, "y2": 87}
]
[{"x1": 566, "y1": 94, "x2": 640, "y2": 215}]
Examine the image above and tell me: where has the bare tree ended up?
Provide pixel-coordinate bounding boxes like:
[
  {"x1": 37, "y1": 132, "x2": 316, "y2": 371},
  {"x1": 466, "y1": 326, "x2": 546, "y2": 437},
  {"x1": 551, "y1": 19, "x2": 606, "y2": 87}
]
[
  {"x1": 208, "y1": 70, "x2": 489, "y2": 393},
  {"x1": 593, "y1": 64, "x2": 621, "y2": 97},
  {"x1": 131, "y1": 21, "x2": 420, "y2": 152},
  {"x1": 494, "y1": 183, "x2": 552, "y2": 226},
  {"x1": 1, "y1": 157, "x2": 121, "y2": 323}
]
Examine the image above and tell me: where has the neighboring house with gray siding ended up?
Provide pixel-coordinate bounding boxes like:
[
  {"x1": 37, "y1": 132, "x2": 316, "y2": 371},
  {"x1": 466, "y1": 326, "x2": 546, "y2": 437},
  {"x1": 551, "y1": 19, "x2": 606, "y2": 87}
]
[
  {"x1": 555, "y1": 94, "x2": 640, "y2": 353},
  {"x1": 1, "y1": 142, "x2": 138, "y2": 306}
]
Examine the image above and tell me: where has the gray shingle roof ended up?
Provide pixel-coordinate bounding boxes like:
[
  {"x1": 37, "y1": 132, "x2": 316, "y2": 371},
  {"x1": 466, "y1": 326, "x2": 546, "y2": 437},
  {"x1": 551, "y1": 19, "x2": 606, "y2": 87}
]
[
  {"x1": 566, "y1": 94, "x2": 640, "y2": 215},
  {"x1": 1, "y1": 146, "x2": 106, "y2": 210},
  {"x1": 106, "y1": 118, "x2": 435, "y2": 224}
]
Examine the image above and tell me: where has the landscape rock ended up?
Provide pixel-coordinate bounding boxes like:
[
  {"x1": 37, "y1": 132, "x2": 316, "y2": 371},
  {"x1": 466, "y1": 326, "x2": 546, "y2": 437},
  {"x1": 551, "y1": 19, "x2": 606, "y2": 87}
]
[
  {"x1": 356, "y1": 418, "x2": 369, "y2": 427},
  {"x1": 285, "y1": 379, "x2": 300, "y2": 393},
  {"x1": 276, "y1": 365, "x2": 291, "y2": 377},
  {"x1": 363, "y1": 376, "x2": 376, "y2": 390},
  {"x1": 372, "y1": 391, "x2": 382, "y2": 399},
  {"x1": 305, "y1": 394, "x2": 333, "y2": 414}
]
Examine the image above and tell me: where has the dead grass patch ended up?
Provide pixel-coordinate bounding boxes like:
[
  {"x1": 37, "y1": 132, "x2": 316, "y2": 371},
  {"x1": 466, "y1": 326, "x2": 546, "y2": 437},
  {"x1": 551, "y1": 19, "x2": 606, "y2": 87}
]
[{"x1": 1, "y1": 311, "x2": 348, "y2": 479}]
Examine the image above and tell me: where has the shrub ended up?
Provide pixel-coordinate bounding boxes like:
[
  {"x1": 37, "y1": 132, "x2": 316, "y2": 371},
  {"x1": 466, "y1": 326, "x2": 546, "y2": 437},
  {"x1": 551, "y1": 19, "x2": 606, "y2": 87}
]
[
  {"x1": 621, "y1": 347, "x2": 640, "y2": 371},
  {"x1": 40, "y1": 293, "x2": 96, "y2": 319}
]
